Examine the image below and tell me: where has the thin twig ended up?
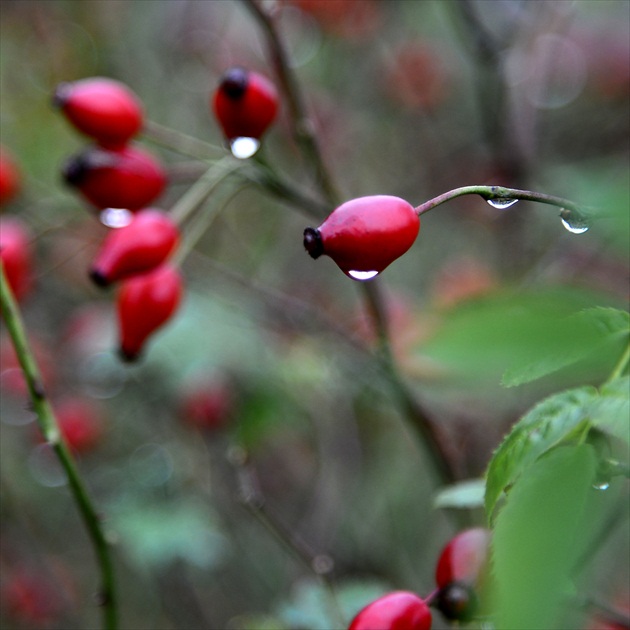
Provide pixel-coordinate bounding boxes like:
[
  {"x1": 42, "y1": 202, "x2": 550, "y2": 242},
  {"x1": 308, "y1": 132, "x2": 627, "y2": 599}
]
[{"x1": 0, "y1": 263, "x2": 117, "y2": 630}]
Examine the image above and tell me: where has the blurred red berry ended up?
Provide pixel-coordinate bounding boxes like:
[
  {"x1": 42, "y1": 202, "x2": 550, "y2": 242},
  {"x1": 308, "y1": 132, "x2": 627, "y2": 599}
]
[
  {"x1": 90, "y1": 208, "x2": 179, "y2": 287},
  {"x1": 51, "y1": 396, "x2": 104, "y2": 453},
  {"x1": 0, "y1": 216, "x2": 32, "y2": 301},
  {"x1": 179, "y1": 376, "x2": 234, "y2": 431},
  {"x1": 117, "y1": 264, "x2": 183, "y2": 361},
  {"x1": 53, "y1": 77, "x2": 144, "y2": 148},
  {"x1": 212, "y1": 67, "x2": 279, "y2": 141},
  {"x1": 1, "y1": 569, "x2": 63, "y2": 627},
  {"x1": 349, "y1": 591, "x2": 432, "y2": 630},
  {"x1": 62, "y1": 144, "x2": 166, "y2": 212},
  {"x1": 304, "y1": 195, "x2": 420, "y2": 280},
  {"x1": 435, "y1": 527, "x2": 491, "y2": 589},
  {"x1": 0, "y1": 147, "x2": 21, "y2": 207}
]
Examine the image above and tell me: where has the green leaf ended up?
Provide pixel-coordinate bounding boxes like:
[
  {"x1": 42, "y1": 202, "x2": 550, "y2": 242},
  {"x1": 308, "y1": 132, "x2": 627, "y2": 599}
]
[
  {"x1": 502, "y1": 308, "x2": 629, "y2": 387},
  {"x1": 417, "y1": 288, "x2": 622, "y2": 388},
  {"x1": 491, "y1": 445, "x2": 597, "y2": 630},
  {"x1": 484, "y1": 386, "x2": 598, "y2": 520},
  {"x1": 433, "y1": 478, "x2": 485, "y2": 510},
  {"x1": 588, "y1": 375, "x2": 630, "y2": 444}
]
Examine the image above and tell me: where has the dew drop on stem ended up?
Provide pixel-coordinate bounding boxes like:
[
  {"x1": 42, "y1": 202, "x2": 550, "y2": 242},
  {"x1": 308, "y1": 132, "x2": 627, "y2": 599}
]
[
  {"x1": 560, "y1": 208, "x2": 590, "y2": 234},
  {"x1": 486, "y1": 198, "x2": 519, "y2": 209}
]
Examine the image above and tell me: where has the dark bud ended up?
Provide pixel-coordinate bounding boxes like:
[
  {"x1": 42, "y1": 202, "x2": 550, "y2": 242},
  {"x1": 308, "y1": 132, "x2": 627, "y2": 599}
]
[
  {"x1": 303, "y1": 227, "x2": 324, "y2": 259},
  {"x1": 435, "y1": 581, "x2": 479, "y2": 622},
  {"x1": 89, "y1": 268, "x2": 109, "y2": 288},
  {"x1": 220, "y1": 67, "x2": 249, "y2": 99}
]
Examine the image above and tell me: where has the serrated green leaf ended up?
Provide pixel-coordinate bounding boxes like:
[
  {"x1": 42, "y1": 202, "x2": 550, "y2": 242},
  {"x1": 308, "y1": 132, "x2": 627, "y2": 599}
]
[
  {"x1": 589, "y1": 375, "x2": 630, "y2": 444},
  {"x1": 491, "y1": 445, "x2": 597, "y2": 629},
  {"x1": 502, "y1": 308, "x2": 629, "y2": 387},
  {"x1": 485, "y1": 386, "x2": 598, "y2": 520},
  {"x1": 417, "y1": 288, "x2": 622, "y2": 387}
]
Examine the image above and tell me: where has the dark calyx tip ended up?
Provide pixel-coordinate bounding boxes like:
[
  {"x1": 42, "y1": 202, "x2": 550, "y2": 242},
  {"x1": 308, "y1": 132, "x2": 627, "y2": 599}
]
[
  {"x1": 435, "y1": 582, "x2": 478, "y2": 622},
  {"x1": 52, "y1": 81, "x2": 73, "y2": 108},
  {"x1": 220, "y1": 67, "x2": 249, "y2": 99},
  {"x1": 303, "y1": 227, "x2": 324, "y2": 259},
  {"x1": 89, "y1": 268, "x2": 110, "y2": 288},
  {"x1": 62, "y1": 154, "x2": 89, "y2": 186},
  {"x1": 118, "y1": 346, "x2": 140, "y2": 363}
]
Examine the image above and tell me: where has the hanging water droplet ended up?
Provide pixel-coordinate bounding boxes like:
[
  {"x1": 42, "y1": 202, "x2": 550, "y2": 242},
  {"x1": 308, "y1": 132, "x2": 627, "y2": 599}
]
[
  {"x1": 560, "y1": 209, "x2": 589, "y2": 234},
  {"x1": 100, "y1": 208, "x2": 133, "y2": 228},
  {"x1": 28, "y1": 444, "x2": 67, "y2": 487},
  {"x1": 486, "y1": 198, "x2": 519, "y2": 209},
  {"x1": 229, "y1": 137, "x2": 260, "y2": 159},
  {"x1": 592, "y1": 480, "x2": 610, "y2": 491},
  {"x1": 347, "y1": 270, "x2": 379, "y2": 281}
]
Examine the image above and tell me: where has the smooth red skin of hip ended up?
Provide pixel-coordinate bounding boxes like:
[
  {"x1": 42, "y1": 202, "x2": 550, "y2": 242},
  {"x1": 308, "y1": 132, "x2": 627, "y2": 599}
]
[
  {"x1": 0, "y1": 217, "x2": 32, "y2": 301},
  {"x1": 90, "y1": 209, "x2": 179, "y2": 286},
  {"x1": 117, "y1": 264, "x2": 183, "y2": 361},
  {"x1": 349, "y1": 592, "x2": 432, "y2": 630},
  {"x1": 67, "y1": 145, "x2": 166, "y2": 211},
  {"x1": 213, "y1": 71, "x2": 279, "y2": 140},
  {"x1": 0, "y1": 147, "x2": 20, "y2": 207},
  {"x1": 55, "y1": 77, "x2": 143, "y2": 148},
  {"x1": 319, "y1": 195, "x2": 420, "y2": 274},
  {"x1": 435, "y1": 527, "x2": 491, "y2": 588}
]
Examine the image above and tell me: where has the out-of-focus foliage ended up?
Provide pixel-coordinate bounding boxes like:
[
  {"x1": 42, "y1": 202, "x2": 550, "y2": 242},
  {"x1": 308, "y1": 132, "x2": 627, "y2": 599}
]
[{"x1": 1, "y1": 1, "x2": 628, "y2": 629}]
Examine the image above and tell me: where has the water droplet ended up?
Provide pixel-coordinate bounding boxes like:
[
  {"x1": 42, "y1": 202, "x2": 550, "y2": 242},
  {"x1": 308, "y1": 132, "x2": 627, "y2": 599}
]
[
  {"x1": 79, "y1": 352, "x2": 127, "y2": 399},
  {"x1": 100, "y1": 208, "x2": 133, "y2": 228},
  {"x1": 486, "y1": 198, "x2": 519, "y2": 209},
  {"x1": 128, "y1": 443, "x2": 174, "y2": 487},
  {"x1": 229, "y1": 137, "x2": 260, "y2": 159},
  {"x1": 347, "y1": 270, "x2": 379, "y2": 281},
  {"x1": 560, "y1": 209, "x2": 589, "y2": 234},
  {"x1": 592, "y1": 481, "x2": 610, "y2": 491}
]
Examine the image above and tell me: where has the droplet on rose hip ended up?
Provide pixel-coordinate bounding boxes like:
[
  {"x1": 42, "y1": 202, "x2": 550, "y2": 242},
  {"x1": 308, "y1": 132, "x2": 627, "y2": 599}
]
[
  {"x1": 347, "y1": 270, "x2": 379, "y2": 281},
  {"x1": 229, "y1": 137, "x2": 260, "y2": 159},
  {"x1": 485, "y1": 197, "x2": 519, "y2": 209},
  {"x1": 559, "y1": 208, "x2": 590, "y2": 234},
  {"x1": 100, "y1": 207, "x2": 133, "y2": 228}
]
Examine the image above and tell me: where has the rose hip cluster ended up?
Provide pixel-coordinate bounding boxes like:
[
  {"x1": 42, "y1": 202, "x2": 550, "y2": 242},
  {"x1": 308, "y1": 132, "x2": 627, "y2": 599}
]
[
  {"x1": 348, "y1": 527, "x2": 490, "y2": 629},
  {"x1": 53, "y1": 78, "x2": 181, "y2": 361}
]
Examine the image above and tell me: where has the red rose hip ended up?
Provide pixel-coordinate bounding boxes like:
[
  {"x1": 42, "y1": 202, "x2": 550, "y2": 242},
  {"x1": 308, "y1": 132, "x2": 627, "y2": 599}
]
[
  {"x1": 435, "y1": 527, "x2": 491, "y2": 589},
  {"x1": 51, "y1": 396, "x2": 104, "y2": 453},
  {"x1": 212, "y1": 67, "x2": 279, "y2": 142},
  {"x1": 53, "y1": 77, "x2": 143, "y2": 148},
  {"x1": 349, "y1": 592, "x2": 432, "y2": 630},
  {"x1": 304, "y1": 195, "x2": 420, "y2": 280},
  {"x1": 117, "y1": 264, "x2": 183, "y2": 361},
  {"x1": 63, "y1": 144, "x2": 166, "y2": 212},
  {"x1": 0, "y1": 147, "x2": 21, "y2": 207},
  {"x1": 0, "y1": 216, "x2": 32, "y2": 301},
  {"x1": 90, "y1": 208, "x2": 179, "y2": 287}
]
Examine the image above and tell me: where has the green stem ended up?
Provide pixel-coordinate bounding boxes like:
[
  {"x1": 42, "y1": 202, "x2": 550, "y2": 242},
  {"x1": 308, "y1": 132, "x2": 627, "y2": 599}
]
[
  {"x1": 415, "y1": 185, "x2": 591, "y2": 218},
  {"x1": 607, "y1": 340, "x2": 630, "y2": 383},
  {"x1": 240, "y1": 0, "x2": 342, "y2": 206},
  {"x1": 170, "y1": 158, "x2": 242, "y2": 225},
  {"x1": 142, "y1": 120, "x2": 224, "y2": 160},
  {"x1": 0, "y1": 264, "x2": 117, "y2": 630}
]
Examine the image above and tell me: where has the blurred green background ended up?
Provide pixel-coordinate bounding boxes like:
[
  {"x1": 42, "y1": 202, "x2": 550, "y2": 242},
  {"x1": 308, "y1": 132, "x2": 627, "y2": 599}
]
[{"x1": 1, "y1": 1, "x2": 628, "y2": 628}]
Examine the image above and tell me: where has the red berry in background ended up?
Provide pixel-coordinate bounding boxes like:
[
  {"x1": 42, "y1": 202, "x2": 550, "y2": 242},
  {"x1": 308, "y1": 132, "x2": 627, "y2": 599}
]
[
  {"x1": 62, "y1": 144, "x2": 166, "y2": 212},
  {"x1": 179, "y1": 376, "x2": 234, "y2": 431},
  {"x1": 90, "y1": 208, "x2": 179, "y2": 287},
  {"x1": 0, "y1": 146, "x2": 21, "y2": 207},
  {"x1": 304, "y1": 195, "x2": 420, "y2": 280},
  {"x1": 435, "y1": 527, "x2": 491, "y2": 589},
  {"x1": 117, "y1": 264, "x2": 183, "y2": 361},
  {"x1": 50, "y1": 396, "x2": 105, "y2": 453},
  {"x1": 0, "y1": 216, "x2": 32, "y2": 301},
  {"x1": 349, "y1": 591, "x2": 432, "y2": 630},
  {"x1": 53, "y1": 77, "x2": 143, "y2": 148},
  {"x1": 212, "y1": 67, "x2": 279, "y2": 141}
]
